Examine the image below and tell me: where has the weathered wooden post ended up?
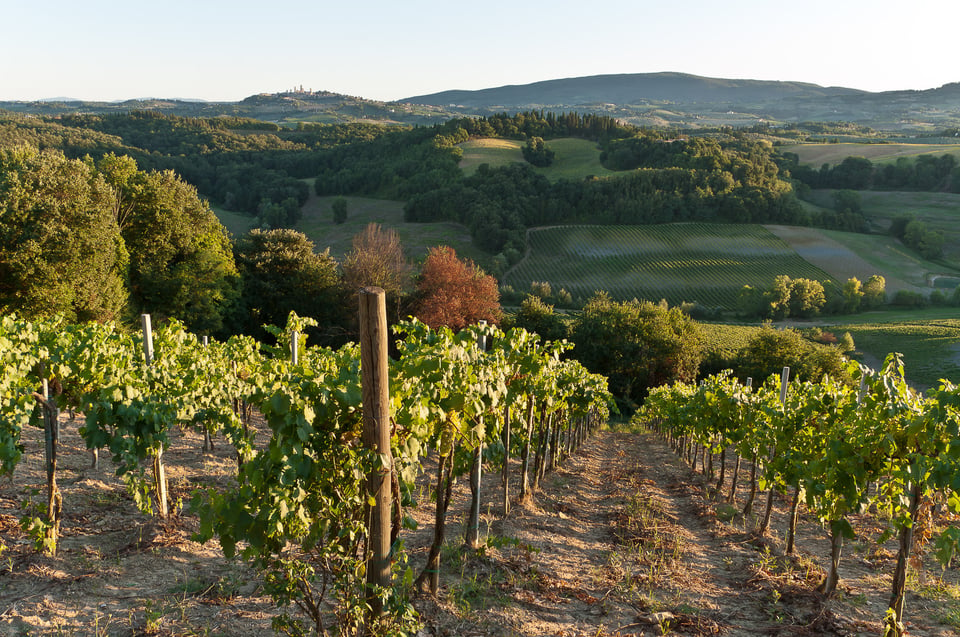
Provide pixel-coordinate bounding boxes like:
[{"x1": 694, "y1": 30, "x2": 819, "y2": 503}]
[
  {"x1": 142, "y1": 314, "x2": 168, "y2": 519},
  {"x1": 359, "y1": 288, "x2": 392, "y2": 615},
  {"x1": 31, "y1": 376, "x2": 61, "y2": 553},
  {"x1": 466, "y1": 321, "x2": 486, "y2": 549},
  {"x1": 760, "y1": 366, "x2": 789, "y2": 535}
]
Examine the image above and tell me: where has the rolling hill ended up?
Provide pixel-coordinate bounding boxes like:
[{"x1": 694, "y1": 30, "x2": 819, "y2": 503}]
[
  {"x1": 401, "y1": 72, "x2": 864, "y2": 108},
  {"x1": 5, "y1": 73, "x2": 960, "y2": 131}
]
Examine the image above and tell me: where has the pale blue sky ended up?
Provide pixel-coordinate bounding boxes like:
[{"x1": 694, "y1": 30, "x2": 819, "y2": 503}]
[{"x1": 4, "y1": 0, "x2": 957, "y2": 102}]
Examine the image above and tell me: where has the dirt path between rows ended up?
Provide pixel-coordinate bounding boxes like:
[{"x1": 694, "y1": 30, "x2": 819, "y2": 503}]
[{"x1": 2, "y1": 419, "x2": 959, "y2": 635}]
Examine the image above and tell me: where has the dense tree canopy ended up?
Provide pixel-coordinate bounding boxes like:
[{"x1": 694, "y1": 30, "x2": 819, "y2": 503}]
[
  {"x1": 571, "y1": 293, "x2": 702, "y2": 408},
  {"x1": 734, "y1": 323, "x2": 848, "y2": 385},
  {"x1": 411, "y1": 246, "x2": 501, "y2": 331},
  {"x1": 0, "y1": 146, "x2": 128, "y2": 322},
  {"x1": 97, "y1": 158, "x2": 238, "y2": 335},
  {"x1": 0, "y1": 146, "x2": 240, "y2": 333},
  {"x1": 784, "y1": 152, "x2": 960, "y2": 193},
  {"x1": 233, "y1": 229, "x2": 347, "y2": 344},
  {"x1": 512, "y1": 294, "x2": 569, "y2": 343}
]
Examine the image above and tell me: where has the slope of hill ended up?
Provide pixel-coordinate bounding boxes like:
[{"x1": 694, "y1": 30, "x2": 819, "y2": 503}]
[
  {"x1": 401, "y1": 72, "x2": 960, "y2": 131},
  {"x1": 5, "y1": 73, "x2": 960, "y2": 131},
  {"x1": 0, "y1": 91, "x2": 458, "y2": 126},
  {"x1": 401, "y1": 72, "x2": 864, "y2": 108}
]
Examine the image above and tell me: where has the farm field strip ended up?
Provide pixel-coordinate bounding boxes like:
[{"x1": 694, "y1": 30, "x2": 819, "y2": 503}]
[
  {"x1": 506, "y1": 223, "x2": 834, "y2": 308},
  {"x1": 783, "y1": 142, "x2": 960, "y2": 166}
]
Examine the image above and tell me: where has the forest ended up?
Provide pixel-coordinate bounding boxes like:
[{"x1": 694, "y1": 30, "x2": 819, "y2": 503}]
[{"x1": 3, "y1": 107, "x2": 959, "y2": 405}]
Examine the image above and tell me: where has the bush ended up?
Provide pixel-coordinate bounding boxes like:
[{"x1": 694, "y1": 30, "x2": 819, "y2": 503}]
[{"x1": 891, "y1": 290, "x2": 926, "y2": 307}]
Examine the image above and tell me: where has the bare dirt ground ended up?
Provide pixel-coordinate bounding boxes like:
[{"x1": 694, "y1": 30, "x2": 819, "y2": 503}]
[{"x1": 2, "y1": 415, "x2": 959, "y2": 636}]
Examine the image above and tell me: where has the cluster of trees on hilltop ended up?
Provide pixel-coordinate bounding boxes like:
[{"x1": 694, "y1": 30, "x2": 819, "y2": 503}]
[{"x1": 404, "y1": 153, "x2": 834, "y2": 257}]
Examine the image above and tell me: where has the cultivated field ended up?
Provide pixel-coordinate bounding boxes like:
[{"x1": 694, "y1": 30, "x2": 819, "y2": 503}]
[
  {"x1": 824, "y1": 312, "x2": 960, "y2": 389},
  {"x1": 765, "y1": 225, "x2": 924, "y2": 293},
  {"x1": 783, "y1": 142, "x2": 960, "y2": 167},
  {"x1": 503, "y1": 224, "x2": 835, "y2": 309}
]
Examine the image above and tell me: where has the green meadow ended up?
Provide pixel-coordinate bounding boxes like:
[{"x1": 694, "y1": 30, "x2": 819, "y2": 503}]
[
  {"x1": 212, "y1": 186, "x2": 483, "y2": 264},
  {"x1": 458, "y1": 137, "x2": 615, "y2": 180},
  {"x1": 297, "y1": 195, "x2": 483, "y2": 263}
]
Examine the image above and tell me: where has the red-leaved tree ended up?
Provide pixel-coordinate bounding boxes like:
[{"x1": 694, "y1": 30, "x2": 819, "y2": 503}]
[{"x1": 413, "y1": 246, "x2": 501, "y2": 331}]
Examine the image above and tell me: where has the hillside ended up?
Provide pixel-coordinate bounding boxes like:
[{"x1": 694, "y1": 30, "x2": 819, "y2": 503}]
[
  {"x1": 0, "y1": 90, "x2": 458, "y2": 126},
  {"x1": 402, "y1": 72, "x2": 864, "y2": 108},
  {"x1": 401, "y1": 73, "x2": 960, "y2": 131},
  {"x1": 5, "y1": 73, "x2": 960, "y2": 131}
]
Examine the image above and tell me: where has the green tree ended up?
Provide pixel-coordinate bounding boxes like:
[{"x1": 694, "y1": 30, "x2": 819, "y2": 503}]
[
  {"x1": 571, "y1": 293, "x2": 702, "y2": 409},
  {"x1": 863, "y1": 275, "x2": 886, "y2": 308},
  {"x1": 833, "y1": 189, "x2": 862, "y2": 215},
  {"x1": 736, "y1": 285, "x2": 764, "y2": 318},
  {"x1": 514, "y1": 294, "x2": 568, "y2": 343},
  {"x1": 106, "y1": 167, "x2": 238, "y2": 335},
  {"x1": 736, "y1": 323, "x2": 848, "y2": 385},
  {"x1": 842, "y1": 277, "x2": 864, "y2": 314},
  {"x1": 331, "y1": 196, "x2": 348, "y2": 224},
  {"x1": 763, "y1": 275, "x2": 793, "y2": 319},
  {"x1": 903, "y1": 219, "x2": 944, "y2": 260},
  {"x1": 522, "y1": 136, "x2": 555, "y2": 167},
  {"x1": 787, "y1": 278, "x2": 826, "y2": 318},
  {"x1": 233, "y1": 229, "x2": 347, "y2": 344},
  {"x1": 0, "y1": 146, "x2": 128, "y2": 322}
]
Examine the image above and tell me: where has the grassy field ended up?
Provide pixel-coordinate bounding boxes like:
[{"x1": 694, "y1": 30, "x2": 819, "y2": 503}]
[
  {"x1": 782, "y1": 142, "x2": 960, "y2": 166},
  {"x1": 297, "y1": 194, "x2": 484, "y2": 263},
  {"x1": 210, "y1": 204, "x2": 256, "y2": 238},
  {"x1": 212, "y1": 185, "x2": 483, "y2": 264},
  {"x1": 856, "y1": 190, "x2": 960, "y2": 268},
  {"x1": 458, "y1": 137, "x2": 615, "y2": 180},
  {"x1": 503, "y1": 223, "x2": 834, "y2": 309}
]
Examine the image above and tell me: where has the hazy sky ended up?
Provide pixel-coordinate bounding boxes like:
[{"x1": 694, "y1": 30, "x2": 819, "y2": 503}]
[{"x1": 5, "y1": 0, "x2": 957, "y2": 102}]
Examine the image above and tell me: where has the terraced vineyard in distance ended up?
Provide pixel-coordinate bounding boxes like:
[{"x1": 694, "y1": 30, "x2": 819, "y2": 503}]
[{"x1": 504, "y1": 223, "x2": 834, "y2": 308}]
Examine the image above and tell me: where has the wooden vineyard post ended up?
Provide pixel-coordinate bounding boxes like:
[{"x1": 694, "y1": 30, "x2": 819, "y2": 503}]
[
  {"x1": 727, "y1": 377, "x2": 751, "y2": 504},
  {"x1": 31, "y1": 377, "x2": 62, "y2": 554},
  {"x1": 142, "y1": 314, "x2": 168, "y2": 519},
  {"x1": 501, "y1": 403, "x2": 511, "y2": 516},
  {"x1": 201, "y1": 336, "x2": 214, "y2": 454},
  {"x1": 760, "y1": 367, "x2": 789, "y2": 535},
  {"x1": 466, "y1": 321, "x2": 486, "y2": 550},
  {"x1": 359, "y1": 288, "x2": 392, "y2": 615}
]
